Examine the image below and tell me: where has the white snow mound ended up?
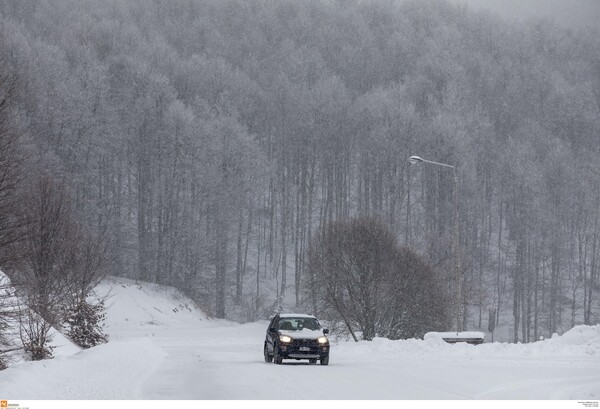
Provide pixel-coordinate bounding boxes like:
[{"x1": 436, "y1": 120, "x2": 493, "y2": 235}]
[{"x1": 94, "y1": 277, "x2": 208, "y2": 339}]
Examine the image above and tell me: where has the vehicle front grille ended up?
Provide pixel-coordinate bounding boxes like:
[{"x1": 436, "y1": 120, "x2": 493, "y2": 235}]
[{"x1": 288, "y1": 338, "x2": 320, "y2": 354}]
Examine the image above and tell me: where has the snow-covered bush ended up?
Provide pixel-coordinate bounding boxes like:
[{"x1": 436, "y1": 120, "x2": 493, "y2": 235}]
[{"x1": 64, "y1": 300, "x2": 108, "y2": 349}]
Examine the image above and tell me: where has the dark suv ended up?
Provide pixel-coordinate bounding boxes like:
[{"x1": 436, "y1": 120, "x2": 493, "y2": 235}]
[{"x1": 264, "y1": 313, "x2": 330, "y2": 365}]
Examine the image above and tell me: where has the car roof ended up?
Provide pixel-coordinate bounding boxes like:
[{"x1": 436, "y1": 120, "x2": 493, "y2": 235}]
[{"x1": 279, "y1": 313, "x2": 317, "y2": 319}]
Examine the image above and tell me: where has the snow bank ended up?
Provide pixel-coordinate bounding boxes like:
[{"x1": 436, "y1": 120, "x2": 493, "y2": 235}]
[
  {"x1": 0, "y1": 276, "x2": 186, "y2": 399},
  {"x1": 542, "y1": 325, "x2": 600, "y2": 355},
  {"x1": 0, "y1": 338, "x2": 167, "y2": 399},
  {"x1": 336, "y1": 324, "x2": 600, "y2": 360}
]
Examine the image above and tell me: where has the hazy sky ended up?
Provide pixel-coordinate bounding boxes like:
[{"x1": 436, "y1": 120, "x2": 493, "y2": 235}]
[{"x1": 456, "y1": 0, "x2": 600, "y2": 29}]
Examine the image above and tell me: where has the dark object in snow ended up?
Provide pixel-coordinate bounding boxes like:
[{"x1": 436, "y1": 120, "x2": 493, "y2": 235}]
[
  {"x1": 424, "y1": 331, "x2": 485, "y2": 345},
  {"x1": 24, "y1": 342, "x2": 53, "y2": 360},
  {"x1": 264, "y1": 313, "x2": 330, "y2": 366}
]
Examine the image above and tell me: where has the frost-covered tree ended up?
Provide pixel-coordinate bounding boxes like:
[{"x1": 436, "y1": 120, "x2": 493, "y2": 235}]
[{"x1": 64, "y1": 299, "x2": 107, "y2": 349}]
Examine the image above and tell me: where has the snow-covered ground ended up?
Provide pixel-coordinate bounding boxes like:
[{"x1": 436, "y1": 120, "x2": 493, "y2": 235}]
[{"x1": 1, "y1": 276, "x2": 599, "y2": 401}]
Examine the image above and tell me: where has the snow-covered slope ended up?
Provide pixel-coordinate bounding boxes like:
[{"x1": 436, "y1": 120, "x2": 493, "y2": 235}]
[
  {"x1": 96, "y1": 277, "x2": 209, "y2": 338},
  {"x1": 0, "y1": 271, "x2": 81, "y2": 361},
  {"x1": 0, "y1": 276, "x2": 599, "y2": 400}
]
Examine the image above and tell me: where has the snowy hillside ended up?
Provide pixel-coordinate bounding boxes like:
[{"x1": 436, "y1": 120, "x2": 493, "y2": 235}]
[{"x1": 0, "y1": 276, "x2": 599, "y2": 400}]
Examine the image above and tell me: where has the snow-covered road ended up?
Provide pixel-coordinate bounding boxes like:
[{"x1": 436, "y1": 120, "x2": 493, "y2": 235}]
[
  {"x1": 138, "y1": 321, "x2": 600, "y2": 400},
  {"x1": 137, "y1": 322, "x2": 600, "y2": 399},
  {"x1": 1, "y1": 277, "x2": 599, "y2": 400}
]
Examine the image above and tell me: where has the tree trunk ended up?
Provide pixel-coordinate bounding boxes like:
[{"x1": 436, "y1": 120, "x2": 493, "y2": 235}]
[{"x1": 215, "y1": 219, "x2": 227, "y2": 319}]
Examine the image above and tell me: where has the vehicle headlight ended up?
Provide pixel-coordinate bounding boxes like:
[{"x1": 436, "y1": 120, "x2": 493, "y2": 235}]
[
  {"x1": 279, "y1": 335, "x2": 293, "y2": 343},
  {"x1": 317, "y1": 336, "x2": 329, "y2": 344}
]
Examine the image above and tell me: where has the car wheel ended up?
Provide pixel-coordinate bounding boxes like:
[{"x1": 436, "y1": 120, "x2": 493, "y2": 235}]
[
  {"x1": 320, "y1": 356, "x2": 329, "y2": 366},
  {"x1": 309, "y1": 359, "x2": 317, "y2": 364},
  {"x1": 264, "y1": 343, "x2": 273, "y2": 363},
  {"x1": 274, "y1": 347, "x2": 283, "y2": 365}
]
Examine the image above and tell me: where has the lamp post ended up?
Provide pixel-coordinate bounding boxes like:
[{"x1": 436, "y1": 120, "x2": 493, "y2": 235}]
[{"x1": 408, "y1": 155, "x2": 462, "y2": 333}]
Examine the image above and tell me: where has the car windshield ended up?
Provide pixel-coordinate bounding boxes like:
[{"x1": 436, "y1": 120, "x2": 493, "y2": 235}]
[{"x1": 278, "y1": 317, "x2": 321, "y2": 331}]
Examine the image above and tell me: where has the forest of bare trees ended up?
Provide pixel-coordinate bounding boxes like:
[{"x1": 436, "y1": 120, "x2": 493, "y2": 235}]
[{"x1": 0, "y1": 0, "x2": 599, "y2": 343}]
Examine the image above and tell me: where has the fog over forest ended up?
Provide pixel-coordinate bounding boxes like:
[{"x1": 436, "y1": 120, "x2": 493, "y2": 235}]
[
  {"x1": 461, "y1": 0, "x2": 600, "y2": 29},
  {"x1": 0, "y1": 0, "x2": 599, "y2": 344}
]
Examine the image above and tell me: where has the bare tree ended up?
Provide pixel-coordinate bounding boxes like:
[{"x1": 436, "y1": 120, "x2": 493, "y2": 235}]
[
  {"x1": 0, "y1": 35, "x2": 27, "y2": 266},
  {"x1": 65, "y1": 226, "x2": 109, "y2": 308},
  {"x1": 0, "y1": 35, "x2": 30, "y2": 364},
  {"x1": 61, "y1": 225, "x2": 110, "y2": 349},
  {"x1": 11, "y1": 176, "x2": 75, "y2": 359},
  {"x1": 307, "y1": 216, "x2": 451, "y2": 340}
]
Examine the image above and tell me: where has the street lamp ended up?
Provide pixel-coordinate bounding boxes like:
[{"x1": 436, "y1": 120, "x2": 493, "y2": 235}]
[{"x1": 408, "y1": 155, "x2": 462, "y2": 333}]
